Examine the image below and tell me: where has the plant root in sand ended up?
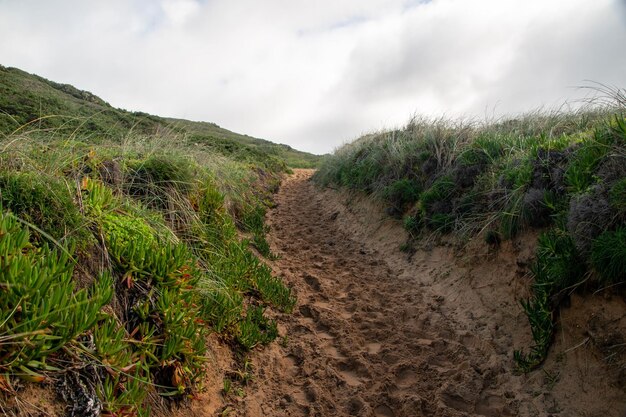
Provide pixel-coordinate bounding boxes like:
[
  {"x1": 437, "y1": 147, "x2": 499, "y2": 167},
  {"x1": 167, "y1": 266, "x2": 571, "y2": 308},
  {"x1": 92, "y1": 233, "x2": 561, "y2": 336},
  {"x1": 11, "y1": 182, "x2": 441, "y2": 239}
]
[{"x1": 233, "y1": 169, "x2": 626, "y2": 417}]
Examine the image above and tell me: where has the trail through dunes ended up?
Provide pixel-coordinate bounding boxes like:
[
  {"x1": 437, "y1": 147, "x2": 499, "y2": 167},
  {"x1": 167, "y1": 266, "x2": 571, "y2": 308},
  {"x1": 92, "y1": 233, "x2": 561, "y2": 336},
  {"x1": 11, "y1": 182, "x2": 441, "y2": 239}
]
[{"x1": 231, "y1": 169, "x2": 626, "y2": 417}]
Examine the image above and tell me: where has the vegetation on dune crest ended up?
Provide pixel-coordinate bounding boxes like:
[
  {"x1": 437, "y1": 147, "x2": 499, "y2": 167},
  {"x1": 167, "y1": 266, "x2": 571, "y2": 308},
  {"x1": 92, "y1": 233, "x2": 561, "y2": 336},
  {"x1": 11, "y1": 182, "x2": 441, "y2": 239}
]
[
  {"x1": 0, "y1": 66, "x2": 301, "y2": 414},
  {"x1": 314, "y1": 95, "x2": 626, "y2": 372}
]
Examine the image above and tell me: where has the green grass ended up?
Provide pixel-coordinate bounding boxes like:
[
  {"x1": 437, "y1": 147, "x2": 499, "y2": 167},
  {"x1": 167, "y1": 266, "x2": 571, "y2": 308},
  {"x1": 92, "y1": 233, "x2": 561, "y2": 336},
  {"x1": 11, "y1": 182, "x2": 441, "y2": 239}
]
[
  {"x1": 609, "y1": 178, "x2": 626, "y2": 215},
  {"x1": 591, "y1": 227, "x2": 626, "y2": 285},
  {"x1": 384, "y1": 178, "x2": 422, "y2": 210},
  {"x1": 514, "y1": 228, "x2": 585, "y2": 371},
  {"x1": 0, "y1": 171, "x2": 89, "y2": 245}
]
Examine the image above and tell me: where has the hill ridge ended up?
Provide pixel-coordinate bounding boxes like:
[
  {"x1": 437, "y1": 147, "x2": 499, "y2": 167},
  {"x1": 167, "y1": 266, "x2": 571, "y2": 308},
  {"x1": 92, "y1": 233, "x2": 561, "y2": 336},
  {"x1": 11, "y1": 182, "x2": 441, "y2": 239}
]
[{"x1": 0, "y1": 64, "x2": 320, "y2": 167}]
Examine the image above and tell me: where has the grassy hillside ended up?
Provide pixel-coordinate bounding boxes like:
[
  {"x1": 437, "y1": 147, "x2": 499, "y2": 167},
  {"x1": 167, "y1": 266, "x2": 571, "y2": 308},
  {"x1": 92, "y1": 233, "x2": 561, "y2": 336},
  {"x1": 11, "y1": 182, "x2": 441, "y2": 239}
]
[
  {"x1": 0, "y1": 64, "x2": 321, "y2": 168},
  {"x1": 0, "y1": 67, "x2": 301, "y2": 414},
  {"x1": 314, "y1": 102, "x2": 626, "y2": 371},
  {"x1": 168, "y1": 117, "x2": 321, "y2": 168}
]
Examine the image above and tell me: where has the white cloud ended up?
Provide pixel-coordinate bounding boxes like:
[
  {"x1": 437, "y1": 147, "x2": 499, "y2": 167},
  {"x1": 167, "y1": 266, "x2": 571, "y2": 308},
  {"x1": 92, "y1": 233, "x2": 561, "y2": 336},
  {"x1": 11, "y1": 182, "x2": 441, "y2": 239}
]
[
  {"x1": 161, "y1": 0, "x2": 200, "y2": 27},
  {"x1": 0, "y1": 0, "x2": 624, "y2": 154}
]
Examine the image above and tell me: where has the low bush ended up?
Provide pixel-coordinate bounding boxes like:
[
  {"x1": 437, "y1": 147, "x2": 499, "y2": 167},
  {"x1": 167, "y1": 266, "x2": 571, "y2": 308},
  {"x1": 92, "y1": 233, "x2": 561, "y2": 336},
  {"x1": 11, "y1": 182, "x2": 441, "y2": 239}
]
[
  {"x1": 200, "y1": 286, "x2": 244, "y2": 333},
  {"x1": 0, "y1": 171, "x2": 85, "y2": 244},
  {"x1": 128, "y1": 155, "x2": 194, "y2": 191},
  {"x1": 564, "y1": 138, "x2": 610, "y2": 193},
  {"x1": 567, "y1": 185, "x2": 612, "y2": 255},
  {"x1": 125, "y1": 154, "x2": 196, "y2": 209},
  {"x1": 420, "y1": 176, "x2": 455, "y2": 213},
  {"x1": 236, "y1": 306, "x2": 279, "y2": 350},
  {"x1": 0, "y1": 212, "x2": 112, "y2": 380},
  {"x1": 609, "y1": 178, "x2": 626, "y2": 215},
  {"x1": 0, "y1": 69, "x2": 301, "y2": 412},
  {"x1": 383, "y1": 179, "x2": 421, "y2": 210},
  {"x1": 239, "y1": 204, "x2": 275, "y2": 259},
  {"x1": 591, "y1": 227, "x2": 626, "y2": 285},
  {"x1": 403, "y1": 213, "x2": 422, "y2": 238},
  {"x1": 515, "y1": 228, "x2": 585, "y2": 371},
  {"x1": 93, "y1": 316, "x2": 150, "y2": 415}
]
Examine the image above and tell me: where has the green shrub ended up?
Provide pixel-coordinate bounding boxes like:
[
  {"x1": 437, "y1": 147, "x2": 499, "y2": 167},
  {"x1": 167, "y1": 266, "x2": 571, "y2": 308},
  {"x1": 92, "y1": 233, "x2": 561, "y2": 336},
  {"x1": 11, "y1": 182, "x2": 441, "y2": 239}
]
[
  {"x1": 564, "y1": 123, "x2": 618, "y2": 193},
  {"x1": 102, "y1": 212, "x2": 156, "y2": 250},
  {"x1": 84, "y1": 181, "x2": 209, "y2": 399},
  {"x1": 0, "y1": 84, "x2": 300, "y2": 408},
  {"x1": 515, "y1": 293, "x2": 554, "y2": 372},
  {"x1": 236, "y1": 306, "x2": 279, "y2": 350},
  {"x1": 515, "y1": 228, "x2": 585, "y2": 371},
  {"x1": 93, "y1": 316, "x2": 149, "y2": 415},
  {"x1": 591, "y1": 228, "x2": 626, "y2": 285},
  {"x1": 129, "y1": 155, "x2": 194, "y2": 191},
  {"x1": 565, "y1": 145, "x2": 606, "y2": 193},
  {"x1": 239, "y1": 204, "x2": 266, "y2": 233},
  {"x1": 125, "y1": 155, "x2": 195, "y2": 209},
  {"x1": 0, "y1": 171, "x2": 85, "y2": 243},
  {"x1": 0, "y1": 212, "x2": 112, "y2": 380},
  {"x1": 532, "y1": 229, "x2": 585, "y2": 290},
  {"x1": 609, "y1": 178, "x2": 626, "y2": 215},
  {"x1": 252, "y1": 233, "x2": 274, "y2": 258},
  {"x1": 239, "y1": 204, "x2": 275, "y2": 258},
  {"x1": 312, "y1": 107, "x2": 626, "y2": 374},
  {"x1": 419, "y1": 176, "x2": 456, "y2": 232},
  {"x1": 200, "y1": 287, "x2": 244, "y2": 333},
  {"x1": 253, "y1": 267, "x2": 296, "y2": 312},
  {"x1": 420, "y1": 176, "x2": 455, "y2": 209},
  {"x1": 384, "y1": 179, "x2": 421, "y2": 209},
  {"x1": 457, "y1": 135, "x2": 503, "y2": 169},
  {"x1": 428, "y1": 213, "x2": 456, "y2": 233},
  {"x1": 403, "y1": 213, "x2": 422, "y2": 237},
  {"x1": 500, "y1": 158, "x2": 533, "y2": 190},
  {"x1": 105, "y1": 233, "x2": 208, "y2": 397},
  {"x1": 152, "y1": 288, "x2": 207, "y2": 396},
  {"x1": 82, "y1": 177, "x2": 118, "y2": 215},
  {"x1": 473, "y1": 135, "x2": 505, "y2": 161},
  {"x1": 196, "y1": 180, "x2": 226, "y2": 224},
  {"x1": 99, "y1": 367, "x2": 150, "y2": 417}
]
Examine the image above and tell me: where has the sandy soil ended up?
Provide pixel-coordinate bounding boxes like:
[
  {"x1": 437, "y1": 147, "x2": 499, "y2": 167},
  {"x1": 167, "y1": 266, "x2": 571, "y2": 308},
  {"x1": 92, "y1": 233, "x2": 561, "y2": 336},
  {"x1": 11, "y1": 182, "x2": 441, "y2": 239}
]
[{"x1": 232, "y1": 169, "x2": 626, "y2": 417}]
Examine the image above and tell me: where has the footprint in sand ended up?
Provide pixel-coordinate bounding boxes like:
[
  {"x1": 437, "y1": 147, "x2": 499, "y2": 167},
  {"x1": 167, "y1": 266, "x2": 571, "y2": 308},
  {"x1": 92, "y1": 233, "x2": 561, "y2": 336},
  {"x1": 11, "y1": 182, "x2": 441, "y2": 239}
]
[
  {"x1": 339, "y1": 369, "x2": 362, "y2": 387},
  {"x1": 366, "y1": 342, "x2": 382, "y2": 355},
  {"x1": 395, "y1": 366, "x2": 418, "y2": 388},
  {"x1": 298, "y1": 304, "x2": 319, "y2": 320},
  {"x1": 317, "y1": 330, "x2": 334, "y2": 340},
  {"x1": 303, "y1": 273, "x2": 322, "y2": 291},
  {"x1": 322, "y1": 343, "x2": 347, "y2": 360},
  {"x1": 374, "y1": 405, "x2": 395, "y2": 417},
  {"x1": 284, "y1": 354, "x2": 301, "y2": 378}
]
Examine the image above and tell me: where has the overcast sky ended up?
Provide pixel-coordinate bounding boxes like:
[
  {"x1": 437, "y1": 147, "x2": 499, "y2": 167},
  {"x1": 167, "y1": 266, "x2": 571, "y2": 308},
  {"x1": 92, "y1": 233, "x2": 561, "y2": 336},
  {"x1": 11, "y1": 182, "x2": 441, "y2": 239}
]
[{"x1": 1, "y1": 0, "x2": 625, "y2": 154}]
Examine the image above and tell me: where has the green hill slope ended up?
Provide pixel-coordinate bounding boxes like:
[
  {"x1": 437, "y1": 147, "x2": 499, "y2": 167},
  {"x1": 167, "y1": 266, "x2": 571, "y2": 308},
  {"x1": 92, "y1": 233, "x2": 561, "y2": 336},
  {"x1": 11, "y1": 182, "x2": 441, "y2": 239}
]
[{"x1": 0, "y1": 64, "x2": 320, "y2": 167}]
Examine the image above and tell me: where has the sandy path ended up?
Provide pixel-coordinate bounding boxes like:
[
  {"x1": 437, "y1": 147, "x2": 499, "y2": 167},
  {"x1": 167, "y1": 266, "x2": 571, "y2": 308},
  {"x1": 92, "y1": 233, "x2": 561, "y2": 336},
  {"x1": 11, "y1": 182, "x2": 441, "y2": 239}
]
[
  {"x1": 238, "y1": 170, "x2": 515, "y2": 417},
  {"x1": 234, "y1": 169, "x2": 625, "y2": 417}
]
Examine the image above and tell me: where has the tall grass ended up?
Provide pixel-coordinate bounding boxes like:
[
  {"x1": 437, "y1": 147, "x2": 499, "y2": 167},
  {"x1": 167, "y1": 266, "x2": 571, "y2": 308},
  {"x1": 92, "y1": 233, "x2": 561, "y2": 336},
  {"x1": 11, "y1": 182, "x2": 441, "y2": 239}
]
[
  {"x1": 314, "y1": 96, "x2": 626, "y2": 372},
  {"x1": 0, "y1": 123, "x2": 294, "y2": 413}
]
